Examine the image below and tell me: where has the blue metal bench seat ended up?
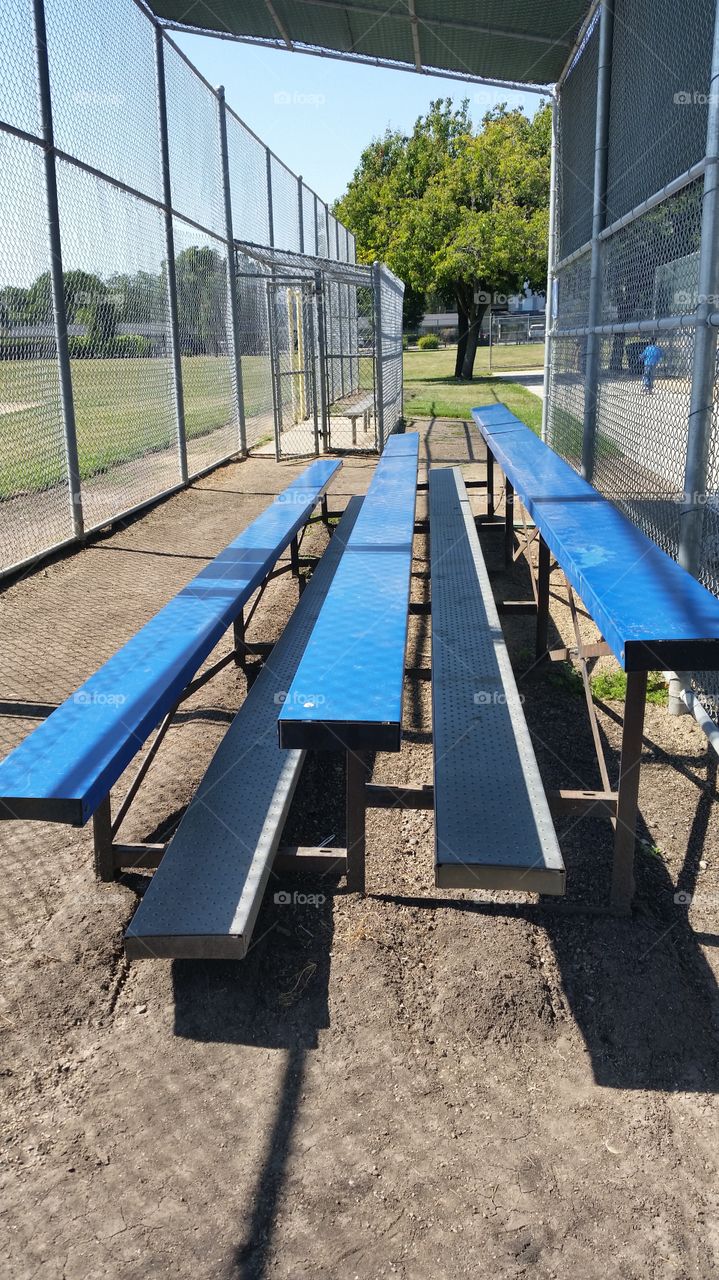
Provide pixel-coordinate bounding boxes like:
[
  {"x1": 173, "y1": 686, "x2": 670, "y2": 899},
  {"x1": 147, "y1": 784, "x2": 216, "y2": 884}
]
[
  {"x1": 125, "y1": 497, "x2": 362, "y2": 960},
  {"x1": 472, "y1": 403, "x2": 719, "y2": 911},
  {"x1": 0, "y1": 459, "x2": 341, "y2": 829},
  {"x1": 473, "y1": 404, "x2": 719, "y2": 673},
  {"x1": 278, "y1": 433, "x2": 419, "y2": 752},
  {"x1": 430, "y1": 467, "x2": 565, "y2": 894}
]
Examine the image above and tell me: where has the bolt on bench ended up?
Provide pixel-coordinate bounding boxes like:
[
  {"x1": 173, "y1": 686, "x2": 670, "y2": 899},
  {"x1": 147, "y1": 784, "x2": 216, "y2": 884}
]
[
  {"x1": 473, "y1": 403, "x2": 719, "y2": 912},
  {"x1": 0, "y1": 459, "x2": 341, "y2": 881}
]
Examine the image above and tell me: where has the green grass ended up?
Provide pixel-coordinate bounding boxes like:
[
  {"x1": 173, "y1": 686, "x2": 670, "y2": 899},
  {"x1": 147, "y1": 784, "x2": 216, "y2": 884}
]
[
  {"x1": 403, "y1": 344, "x2": 544, "y2": 434},
  {"x1": 545, "y1": 661, "x2": 668, "y2": 707},
  {"x1": 592, "y1": 669, "x2": 669, "y2": 706},
  {"x1": 406, "y1": 342, "x2": 545, "y2": 372},
  {"x1": 0, "y1": 355, "x2": 272, "y2": 497}
]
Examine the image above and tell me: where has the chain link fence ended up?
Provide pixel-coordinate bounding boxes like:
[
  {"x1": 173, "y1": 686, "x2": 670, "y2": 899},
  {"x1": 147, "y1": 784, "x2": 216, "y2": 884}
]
[
  {"x1": 232, "y1": 243, "x2": 402, "y2": 458},
  {"x1": 0, "y1": 0, "x2": 360, "y2": 578},
  {"x1": 546, "y1": 0, "x2": 719, "y2": 720}
]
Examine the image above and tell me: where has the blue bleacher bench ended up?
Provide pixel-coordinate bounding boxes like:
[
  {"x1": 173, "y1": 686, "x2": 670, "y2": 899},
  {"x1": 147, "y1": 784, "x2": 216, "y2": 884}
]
[
  {"x1": 0, "y1": 459, "x2": 341, "y2": 830},
  {"x1": 278, "y1": 432, "x2": 419, "y2": 752},
  {"x1": 125, "y1": 496, "x2": 363, "y2": 960},
  {"x1": 472, "y1": 403, "x2": 719, "y2": 911}
]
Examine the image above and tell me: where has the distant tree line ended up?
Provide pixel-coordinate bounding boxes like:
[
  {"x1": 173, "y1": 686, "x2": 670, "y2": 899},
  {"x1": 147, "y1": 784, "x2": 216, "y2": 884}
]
[{"x1": 0, "y1": 246, "x2": 228, "y2": 358}]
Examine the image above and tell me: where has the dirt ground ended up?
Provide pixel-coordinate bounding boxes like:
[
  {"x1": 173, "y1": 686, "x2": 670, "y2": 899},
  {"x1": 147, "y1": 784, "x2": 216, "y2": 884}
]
[{"x1": 2, "y1": 419, "x2": 719, "y2": 1280}]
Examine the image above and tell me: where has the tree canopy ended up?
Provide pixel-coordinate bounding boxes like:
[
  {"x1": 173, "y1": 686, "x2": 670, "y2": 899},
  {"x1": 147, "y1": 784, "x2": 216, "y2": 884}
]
[{"x1": 334, "y1": 99, "x2": 552, "y2": 378}]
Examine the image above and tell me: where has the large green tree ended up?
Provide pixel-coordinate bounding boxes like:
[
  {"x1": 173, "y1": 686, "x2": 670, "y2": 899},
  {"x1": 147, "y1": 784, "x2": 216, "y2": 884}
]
[{"x1": 335, "y1": 99, "x2": 551, "y2": 379}]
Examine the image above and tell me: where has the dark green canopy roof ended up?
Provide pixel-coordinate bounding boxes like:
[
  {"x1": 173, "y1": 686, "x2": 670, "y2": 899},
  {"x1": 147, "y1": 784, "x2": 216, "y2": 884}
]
[{"x1": 148, "y1": 1, "x2": 594, "y2": 90}]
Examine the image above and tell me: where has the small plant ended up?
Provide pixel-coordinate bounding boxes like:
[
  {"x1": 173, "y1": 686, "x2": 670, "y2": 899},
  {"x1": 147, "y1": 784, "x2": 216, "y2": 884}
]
[
  {"x1": 591, "y1": 669, "x2": 668, "y2": 706},
  {"x1": 418, "y1": 333, "x2": 440, "y2": 350}
]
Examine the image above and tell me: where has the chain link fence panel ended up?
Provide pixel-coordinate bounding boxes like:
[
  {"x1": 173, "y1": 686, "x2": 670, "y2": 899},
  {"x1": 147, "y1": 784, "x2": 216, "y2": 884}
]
[
  {"x1": 546, "y1": 0, "x2": 719, "y2": 728},
  {"x1": 0, "y1": 0, "x2": 359, "y2": 579}
]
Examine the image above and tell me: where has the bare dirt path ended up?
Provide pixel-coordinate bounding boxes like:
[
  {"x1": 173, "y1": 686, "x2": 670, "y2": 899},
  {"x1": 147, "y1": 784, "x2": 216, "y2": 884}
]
[{"x1": 1, "y1": 420, "x2": 718, "y2": 1279}]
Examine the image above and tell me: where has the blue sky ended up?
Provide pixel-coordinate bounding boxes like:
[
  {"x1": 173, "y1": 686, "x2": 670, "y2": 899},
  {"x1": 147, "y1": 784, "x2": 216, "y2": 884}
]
[{"x1": 172, "y1": 32, "x2": 546, "y2": 206}]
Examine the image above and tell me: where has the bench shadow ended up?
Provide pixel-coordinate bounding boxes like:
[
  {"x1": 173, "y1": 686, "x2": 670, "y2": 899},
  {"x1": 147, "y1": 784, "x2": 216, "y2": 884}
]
[
  {"x1": 170, "y1": 745, "x2": 348, "y2": 1279},
  {"x1": 171, "y1": 881, "x2": 337, "y2": 1280},
  {"x1": 475, "y1": 511, "x2": 719, "y2": 1092}
]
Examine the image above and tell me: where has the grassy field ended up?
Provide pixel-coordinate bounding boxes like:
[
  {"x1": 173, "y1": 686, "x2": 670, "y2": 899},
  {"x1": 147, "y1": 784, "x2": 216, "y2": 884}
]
[
  {"x1": 0, "y1": 345, "x2": 544, "y2": 499},
  {"x1": 403, "y1": 344, "x2": 544, "y2": 433},
  {"x1": 0, "y1": 355, "x2": 272, "y2": 497},
  {"x1": 408, "y1": 341, "x2": 544, "y2": 372}
]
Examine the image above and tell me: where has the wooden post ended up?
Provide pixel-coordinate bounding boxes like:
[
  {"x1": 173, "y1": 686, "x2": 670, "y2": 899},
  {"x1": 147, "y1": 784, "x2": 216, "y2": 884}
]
[
  {"x1": 93, "y1": 795, "x2": 114, "y2": 883},
  {"x1": 486, "y1": 450, "x2": 495, "y2": 518},
  {"x1": 504, "y1": 478, "x2": 515, "y2": 571},
  {"x1": 346, "y1": 751, "x2": 369, "y2": 893},
  {"x1": 610, "y1": 669, "x2": 648, "y2": 914},
  {"x1": 536, "y1": 535, "x2": 551, "y2": 659},
  {"x1": 233, "y1": 609, "x2": 246, "y2": 670}
]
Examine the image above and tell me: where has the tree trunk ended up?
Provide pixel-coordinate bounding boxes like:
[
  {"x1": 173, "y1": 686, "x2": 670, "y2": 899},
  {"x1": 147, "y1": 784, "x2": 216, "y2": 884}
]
[
  {"x1": 460, "y1": 301, "x2": 488, "y2": 379},
  {"x1": 455, "y1": 291, "x2": 470, "y2": 379}
]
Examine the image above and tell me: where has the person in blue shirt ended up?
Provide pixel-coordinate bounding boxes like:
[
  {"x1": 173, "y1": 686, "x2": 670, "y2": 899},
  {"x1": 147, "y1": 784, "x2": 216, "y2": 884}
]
[{"x1": 640, "y1": 340, "x2": 664, "y2": 393}]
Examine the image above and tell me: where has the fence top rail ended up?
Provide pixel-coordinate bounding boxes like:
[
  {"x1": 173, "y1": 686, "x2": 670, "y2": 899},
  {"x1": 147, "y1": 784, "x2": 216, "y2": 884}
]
[{"x1": 473, "y1": 405, "x2": 719, "y2": 673}]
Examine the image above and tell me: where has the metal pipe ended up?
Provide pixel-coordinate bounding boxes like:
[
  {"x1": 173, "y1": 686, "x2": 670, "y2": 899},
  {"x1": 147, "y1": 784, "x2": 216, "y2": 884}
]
[
  {"x1": 678, "y1": 683, "x2": 719, "y2": 755},
  {"x1": 552, "y1": 312, "x2": 706, "y2": 339},
  {"x1": 556, "y1": 0, "x2": 602, "y2": 89},
  {"x1": 217, "y1": 85, "x2": 248, "y2": 455},
  {"x1": 33, "y1": 0, "x2": 83, "y2": 538},
  {"x1": 266, "y1": 280, "x2": 282, "y2": 459},
  {"x1": 314, "y1": 270, "x2": 329, "y2": 451},
  {"x1": 157, "y1": 20, "x2": 554, "y2": 95},
  {"x1": 373, "y1": 261, "x2": 386, "y2": 450},
  {"x1": 297, "y1": 174, "x2": 305, "y2": 253},
  {"x1": 155, "y1": 27, "x2": 188, "y2": 483},
  {"x1": 266, "y1": 147, "x2": 275, "y2": 247},
  {"x1": 600, "y1": 158, "x2": 709, "y2": 242},
  {"x1": 542, "y1": 96, "x2": 558, "y2": 443},
  {"x1": 679, "y1": 0, "x2": 719, "y2": 578},
  {"x1": 581, "y1": 0, "x2": 614, "y2": 483}
]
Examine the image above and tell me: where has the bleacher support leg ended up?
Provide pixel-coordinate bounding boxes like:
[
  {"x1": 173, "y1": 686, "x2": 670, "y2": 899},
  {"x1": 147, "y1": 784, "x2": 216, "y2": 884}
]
[
  {"x1": 346, "y1": 750, "x2": 369, "y2": 894},
  {"x1": 487, "y1": 451, "x2": 495, "y2": 518},
  {"x1": 610, "y1": 670, "x2": 648, "y2": 914},
  {"x1": 233, "y1": 610, "x2": 246, "y2": 670},
  {"x1": 536, "y1": 536, "x2": 551, "y2": 659},
  {"x1": 290, "y1": 535, "x2": 304, "y2": 594},
  {"x1": 504, "y1": 479, "x2": 515, "y2": 570},
  {"x1": 321, "y1": 493, "x2": 329, "y2": 527},
  {"x1": 93, "y1": 795, "x2": 114, "y2": 883}
]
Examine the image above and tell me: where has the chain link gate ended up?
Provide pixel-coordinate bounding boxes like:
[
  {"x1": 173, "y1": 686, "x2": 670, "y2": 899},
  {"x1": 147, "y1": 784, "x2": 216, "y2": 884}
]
[
  {"x1": 267, "y1": 278, "x2": 319, "y2": 459},
  {"x1": 238, "y1": 243, "x2": 404, "y2": 460}
]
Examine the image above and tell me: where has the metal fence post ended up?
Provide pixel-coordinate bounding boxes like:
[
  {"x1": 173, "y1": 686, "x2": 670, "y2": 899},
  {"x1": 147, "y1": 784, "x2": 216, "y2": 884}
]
[
  {"x1": 373, "y1": 261, "x2": 386, "y2": 450},
  {"x1": 314, "y1": 270, "x2": 329, "y2": 451},
  {"x1": 297, "y1": 175, "x2": 305, "y2": 253},
  {"x1": 33, "y1": 0, "x2": 83, "y2": 538},
  {"x1": 217, "y1": 85, "x2": 247, "y2": 456},
  {"x1": 541, "y1": 95, "x2": 559, "y2": 444},
  {"x1": 155, "y1": 27, "x2": 188, "y2": 482},
  {"x1": 581, "y1": 0, "x2": 614, "y2": 482},
  {"x1": 679, "y1": 1, "x2": 719, "y2": 578},
  {"x1": 266, "y1": 148, "x2": 275, "y2": 247}
]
